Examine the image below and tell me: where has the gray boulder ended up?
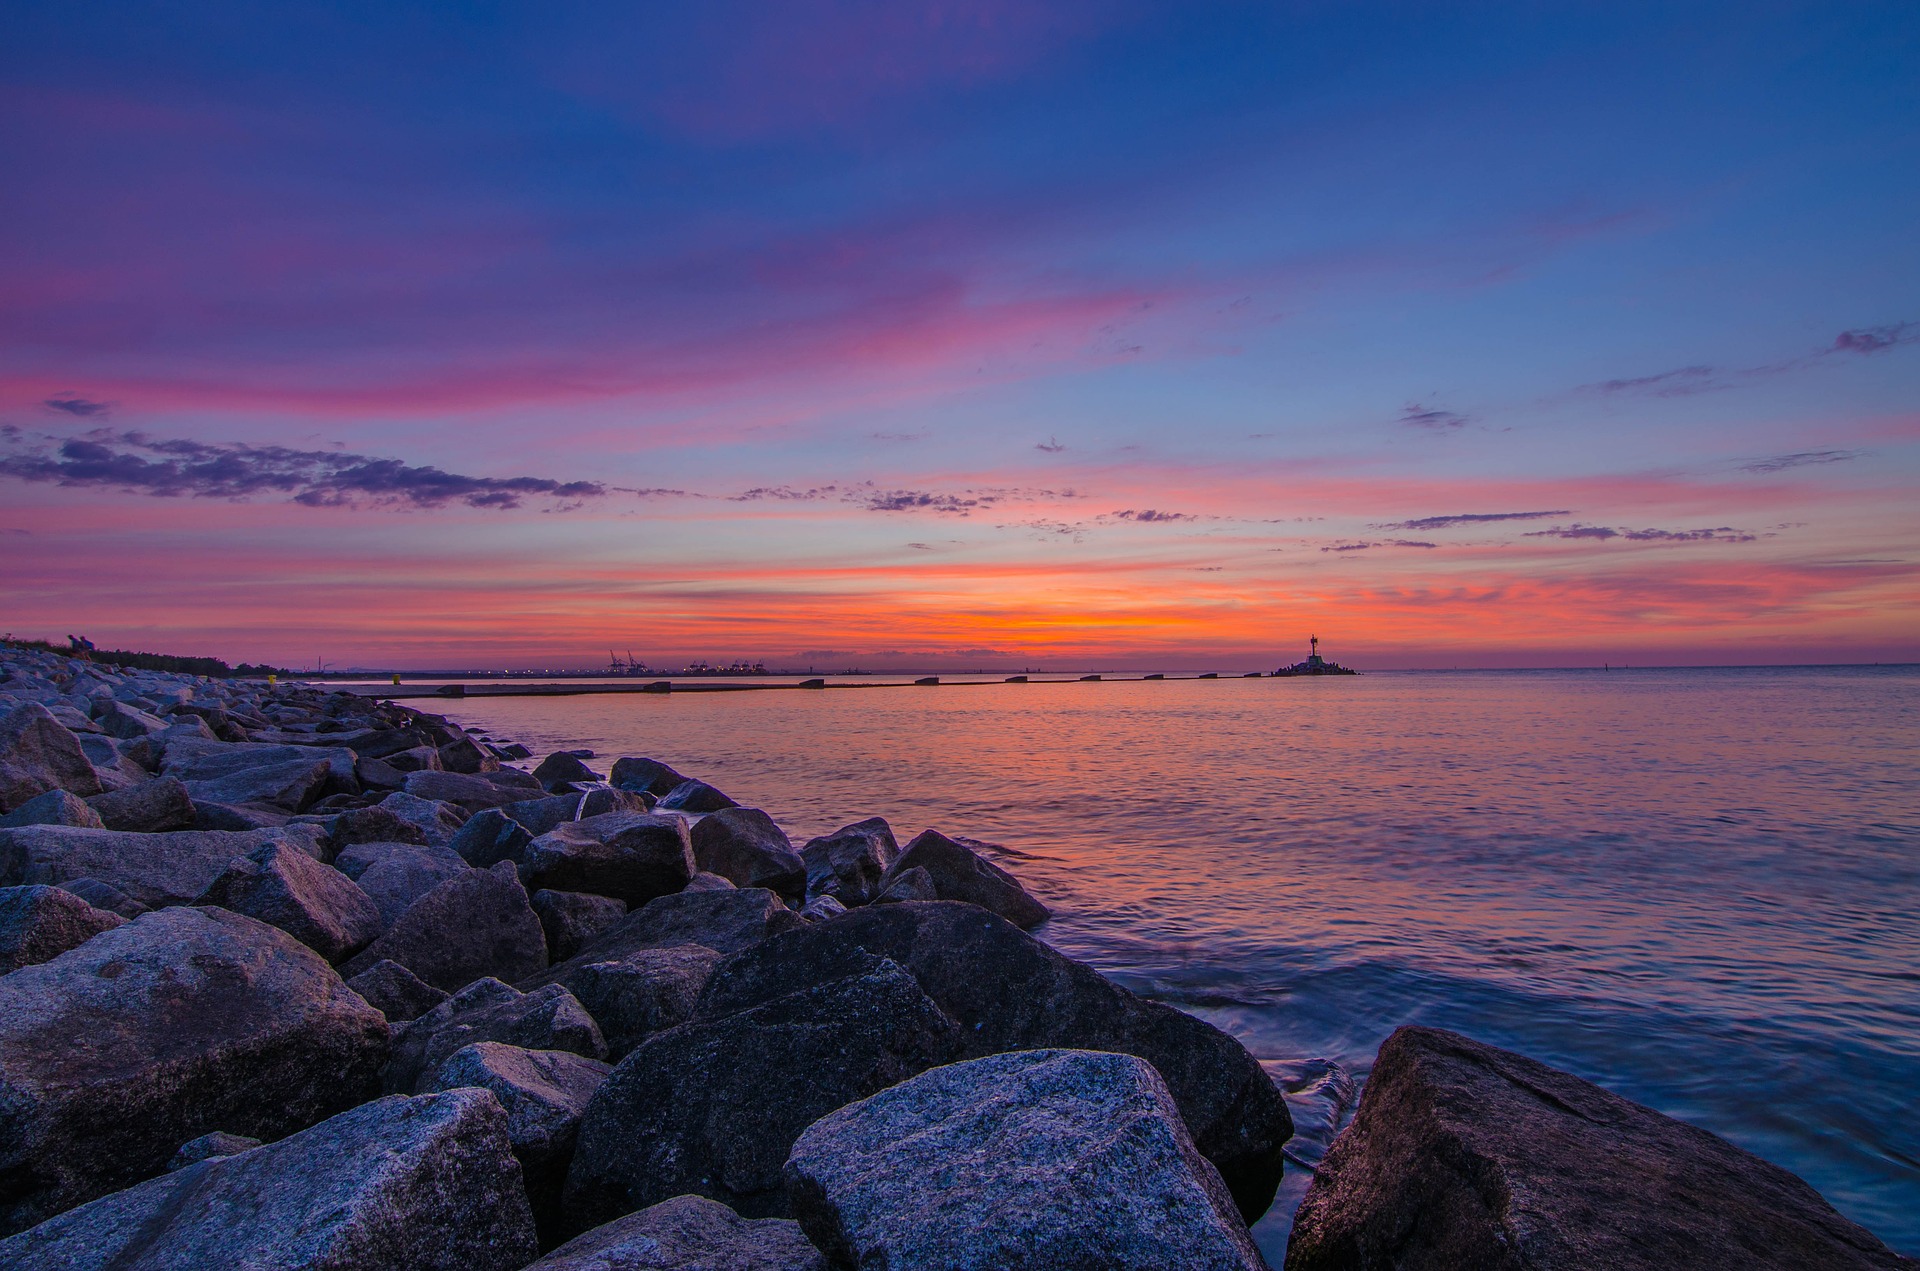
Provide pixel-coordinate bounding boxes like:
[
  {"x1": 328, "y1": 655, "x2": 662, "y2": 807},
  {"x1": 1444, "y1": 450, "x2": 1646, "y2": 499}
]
[
  {"x1": 0, "y1": 884, "x2": 123, "y2": 973},
  {"x1": 877, "y1": 830, "x2": 1049, "y2": 927},
  {"x1": 550, "y1": 943, "x2": 725, "y2": 1060},
  {"x1": 608, "y1": 756, "x2": 689, "y2": 798},
  {"x1": 180, "y1": 753, "x2": 334, "y2": 812},
  {"x1": 451, "y1": 806, "x2": 537, "y2": 866},
  {"x1": 325, "y1": 801, "x2": 431, "y2": 847},
  {"x1": 530, "y1": 1194, "x2": 825, "y2": 1271},
  {"x1": 0, "y1": 788, "x2": 103, "y2": 829},
  {"x1": 386, "y1": 976, "x2": 606, "y2": 1093},
  {"x1": 437, "y1": 733, "x2": 498, "y2": 774},
  {"x1": 519, "y1": 811, "x2": 696, "y2": 905},
  {"x1": 695, "y1": 902, "x2": 1290, "y2": 1222},
  {"x1": 800, "y1": 817, "x2": 898, "y2": 907},
  {"x1": 84, "y1": 775, "x2": 195, "y2": 831},
  {"x1": 0, "y1": 905, "x2": 388, "y2": 1233},
  {"x1": 355, "y1": 754, "x2": 410, "y2": 790},
  {"x1": 655, "y1": 778, "x2": 737, "y2": 813},
  {"x1": 341, "y1": 860, "x2": 548, "y2": 991},
  {"x1": 0, "y1": 1089, "x2": 537, "y2": 1270},
  {"x1": 196, "y1": 839, "x2": 383, "y2": 962},
  {"x1": 383, "y1": 743, "x2": 444, "y2": 773},
  {"x1": 422, "y1": 1042, "x2": 612, "y2": 1241},
  {"x1": 1285, "y1": 1025, "x2": 1917, "y2": 1271},
  {"x1": 347, "y1": 957, "x2": 449, "y2": 1022},
  {"x1": 563, "y1": 959, "x2": 962, "y2": 1228},
  {"x1": 354, "y1": 849, "x2": 473, "y2": 927},
  {"x1": 166, "y1": 1130, "x2": 261, "y2": 1170},
  {"x1": 375, "y1": 790, "x2": 471, "y2": 846},
  {"x1": 0, "y1": 823, "x2": 326, "y2": 907},
  {"x1": 55, "y1": 877, "x2": 149, "y2": 918},
  {"x1": 534, "y1": 751, "x2": 601, "y2": 791},
  {"x1": 685, "y1": 869, "x2": 737, "y2": 891},
  {"x1": 0, "y1": 702, "x2": 101, "y2": 811},
  {"x1": 786, "y1": 1048, "x2": 1267, "y2": 1271},
  {"x1": 404, "y1": 769, "x2": 526, "y2": 810},
  {"x1": 691, "y1": 807, "x2": 806, "y2": 900},
  {"x1": 94, "y1": 698, "x2": 168, "y2": 739},
  {"x1": 163, "y1": 739, "x2": 357, "y2": 812},
  {"x1": 801, "y1": 894, "x2": 848, "y2": 922},
  {"x1": 504, "y1": 788, "x2": 649, "y2": 837},
  {"x1": 873, "y1": 864, "x2": 937, "y2": 904},
  {"x1": 533, "y1": 888, "x2": 629, "y2": 961},
  {"x1": 333, "y1": 837, "x2": 466, "y2": 880},
  {"x1": 525, "y1": 887, "x2": 802, "y2": 990}
]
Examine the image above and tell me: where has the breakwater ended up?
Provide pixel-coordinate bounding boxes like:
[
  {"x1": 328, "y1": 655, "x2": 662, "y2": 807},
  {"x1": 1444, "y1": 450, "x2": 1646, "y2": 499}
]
[{"x1": 0, "y1": 643, "x2": 1910, "y2": 1268}]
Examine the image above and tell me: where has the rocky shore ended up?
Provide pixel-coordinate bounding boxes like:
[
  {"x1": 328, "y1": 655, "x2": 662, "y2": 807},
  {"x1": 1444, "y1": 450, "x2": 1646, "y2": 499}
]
[{"x1": 0, "y1": 643, "x2": 1910, "y2": 1269}]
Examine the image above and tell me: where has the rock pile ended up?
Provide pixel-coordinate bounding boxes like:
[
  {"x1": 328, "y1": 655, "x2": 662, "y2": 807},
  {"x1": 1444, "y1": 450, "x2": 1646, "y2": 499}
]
[{"x1": 0, "y1": 642, "x2": 1909, "y2": 1270}]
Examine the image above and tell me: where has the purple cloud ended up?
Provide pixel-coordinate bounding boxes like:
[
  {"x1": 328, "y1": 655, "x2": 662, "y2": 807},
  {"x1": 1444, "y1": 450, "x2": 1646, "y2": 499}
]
[
  {"x1": 1110, "y1": 509, "x2": 1193, "y2": 522},
  {"x1": 1590, "y1": 365, "x2": 1719, "y2": 396},
  {"x1": 1322, "y1": 539, "x2": 1438, "y2": 552},
  {"x1": 1831, "y1": 322, "x2": 1916, "y2": 355},
  {"x1": 1035, "y1": 435, "x2": 1068, "y2": 453},
  {"x1": 1524, "y1": 523, "x2": 1757, "y2": 543},
  {"x1": 1398, "y1": 403, "x2": 1468, "y2": 431},
  {"x1": 1738, "y1": 450, "x2": 1860, "y2": 474},
  {"x1": 0, "y1": 430, "x2": 607, "y2": 510},
  {"x1": 857, "y1": 490, "x2": 984, "y2": 514},
  {"x1": 1381, "y1": 510, "x2": 1571, "y2": 531},
  {"x1": 43, "y1": 396, "x2": 111, "y2": 417}
]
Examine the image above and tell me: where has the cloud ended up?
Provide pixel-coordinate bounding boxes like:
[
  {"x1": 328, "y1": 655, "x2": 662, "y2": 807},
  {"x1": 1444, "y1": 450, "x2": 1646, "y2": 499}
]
[
  {"x1": 1524, "y1": 523, "x2": 1758, "y2": 543},
  {"x1": 1035, "y1": 435, "x2": 1067, "y2": 453},
  {"x1": 1589, "y1": 365, "x2": 1720, "y2": 396},
  {"x1": 1110, "y1": 509, "x2": 1193, "y2": 523},
  {"x1": 868, "y1": 431, "x2": 924, "y2": 442},
  {"x1": 1398, "y1": 402, "x2": 1468, "y2": 431},
  {"x1": 1738, "y1": 449, "x2": 1861, "y2": 474},
  {"x1": 906, "y1": 542, "x2": 933, "y2": 550},
  {"x1": 733, "y1": 485, "x2": 837, "y2": 501},
  {"x1": 43, "y1": 396, "x2": 110, "y2": 417},
  {"x1": 857, "y1": 490, "x2": 983, "y2": 514},
  {"x1": 1831, "y1": 322, "x2": 1916, "y2": 355},
  {"x1": 1322, "y1": 539, "x2": 1438, "y2": 552},
  {"x1": 0, "y1": 429, "x2": 608, "y2": 510},
  {"x1": 1380, "y1": 510, "x2": 1571, "y2": 531}
]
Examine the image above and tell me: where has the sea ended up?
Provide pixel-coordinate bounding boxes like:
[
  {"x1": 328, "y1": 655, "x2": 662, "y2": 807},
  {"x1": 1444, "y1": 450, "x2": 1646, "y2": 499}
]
[{"x1": 426, "y1": 665, "x2": 1920, "y2": 1262}]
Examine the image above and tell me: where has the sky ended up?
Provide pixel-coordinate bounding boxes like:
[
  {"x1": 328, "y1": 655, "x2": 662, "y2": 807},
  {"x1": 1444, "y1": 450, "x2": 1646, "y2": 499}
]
[{"x1": 2, "y1": 1, "x2": 1917, "y2": 670}]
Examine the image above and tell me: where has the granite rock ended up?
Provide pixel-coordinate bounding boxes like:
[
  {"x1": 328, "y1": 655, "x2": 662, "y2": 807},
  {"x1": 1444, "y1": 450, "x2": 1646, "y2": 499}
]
[{"x1": 341, "y1": 859, "x2": 548, "y2": 991}]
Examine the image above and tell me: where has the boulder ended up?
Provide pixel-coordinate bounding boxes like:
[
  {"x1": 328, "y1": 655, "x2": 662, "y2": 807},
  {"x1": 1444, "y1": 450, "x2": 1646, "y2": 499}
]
[
  {"x1": 0, "y1": 788, "x2": 104, "y2": 829},
  {"x1": 691, "y1": 807, "x2": 807, "y2": 900},
  {"x1": 530, "y1": 1194, "x2": 826, "y2": 1271},
  {"x1": 192, "y1": 799, "x2": 290, "y2": 830},
  {"x1": 422, "y1": 1042, "x2": 612, "y2": 1241},
  {"x1": 341, "y1": 860, "x2": 548, "y2": 991},
  {"x1": 786, "y1": 1049, "x2": 1267, "y2": 1271},
  {"x1": 0, "y1": 884, "x2": 123, "y2": 973},
  {"x1": 354, "y1": 726, "x2": 436, "y2": 760},
  {"x1": 163, "y1": 739, "x2": 357, "y2": 811},
  {"x1": 550, "y1": 943, "x2": 725, "y2": 1060},
  {"x1": 877, "y1": 830, "x2": 1049, "y2": 928},
  {"x1": 800, "y1": 817, "x2": 899, "y2": 907},
  {"x1": 347, "y1": 957, "x2": 449, "y2": 1022},
  {"x1": 564, "y1": 959, "x2": 962, "y2": 1228},
  {"x1": 801, "y1": 894, "x2": 848, "y2": 922},
  {"x1": 1284, "y1": 1025, "x2": 1917, "y2": 1271},
  {"x1": 84, "y1": 775, "x2": 195, "y2": 832},
  {"x1": 354, "y1": 849, "x2": 473, "y2": 927},
  {"x1": 608, "y1": 756, "x2": 689, "y2": 798},
  {"x1": 326, "y1": 801, "x2": 431, "y2": 847},
  {"x1": 695, "y1": 902, "x2": 1290, "y2": 1222},
  {"x1": 873, "y1": 864, "x2": 937, "y2": 904},
  {"x1": 55, "y1": 877, "x2": 148, "y2": 918},
  {"x1": 655, "y1": 778, "x2": 737, "y2": 813},
  {"x1": 504, "y1": 788, "x2": 648, "y2": 837},
  {"x1": 386, "y1": 977, "x2": 606, "y2": 1093},
  {"x1": 452, "y1": 806, "x2": 539, "y2": 868},
  {"x1": 685, "y1": 870, "x2": 737, "y2": 891},
  {"x1": 533, "y1": 888, "x2": 629, "y2": 961},
  {"x1": 196, "y1": 839, "x2": 384, "y2": 962},
  {"x1": 333, "y1": 837, "x2": 466, "y2": 880},
  {"x1": 166, "y1": 1130, "x2": 261, "y2": 1170},
  {"x1": 437, "y1": 733, "x2": 498, "y2": 774},
  {"x1": 75, "y1": 733, "x2": 147, "y2": 789},
  {"x1": 0, "y1": 702, "x2": 101, "y2": 811},
  {"x1": 525, "y1": 887, "x2": 802, "y2": 990},
  {"x1": 94, "y1": 699, "x2": 168, "y2": 739},
  {"x1": 356, "y1": 754, "x2": 410, "y2": 790},
  {"x1": 534, "y1": 751, "x2": 601, "y2": 791},
  {"x1": 383, "y1": 743, "x2": 445, "y2": 773},
  {"x1": 518, "y1": 811, "x2": 696, "y2": 905},
  {"x1": 375, "y1": 790, "x2": 471, "y2": 846},
  {"x1": 403, "y1": 769, "x2": 530, "y2": 810},
  {"x1": 180, "y1": 753, "x2": 334, "y2": 812},
  {"x1": 0, "y1": 1089, "x2": 537, "y2": 1270},
  {"x1": 0, "y1": 905, "x2": 388, "y2": 1232},
  {"x1": 0, "y1": 823, "x2": 326, "y2": 908}
]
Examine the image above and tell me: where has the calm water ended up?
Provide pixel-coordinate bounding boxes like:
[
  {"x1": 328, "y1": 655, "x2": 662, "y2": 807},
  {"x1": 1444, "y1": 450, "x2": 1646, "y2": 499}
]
[{"x1": 437, "y1": 667, "x2": 1920, "y2": 1260}]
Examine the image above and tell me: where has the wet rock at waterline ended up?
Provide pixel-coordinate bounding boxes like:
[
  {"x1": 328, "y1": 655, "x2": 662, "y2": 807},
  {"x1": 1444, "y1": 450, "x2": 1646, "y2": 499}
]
[{"x1": 1285, "y1": 1026, "x2": 1918, "y2": 1271}]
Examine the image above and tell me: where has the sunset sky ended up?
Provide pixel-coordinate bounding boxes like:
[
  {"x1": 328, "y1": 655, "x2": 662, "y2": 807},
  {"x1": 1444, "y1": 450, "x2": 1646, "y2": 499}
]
[{"x1": 3, "y1": 2, "x2": 1916, "y2": 669}]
